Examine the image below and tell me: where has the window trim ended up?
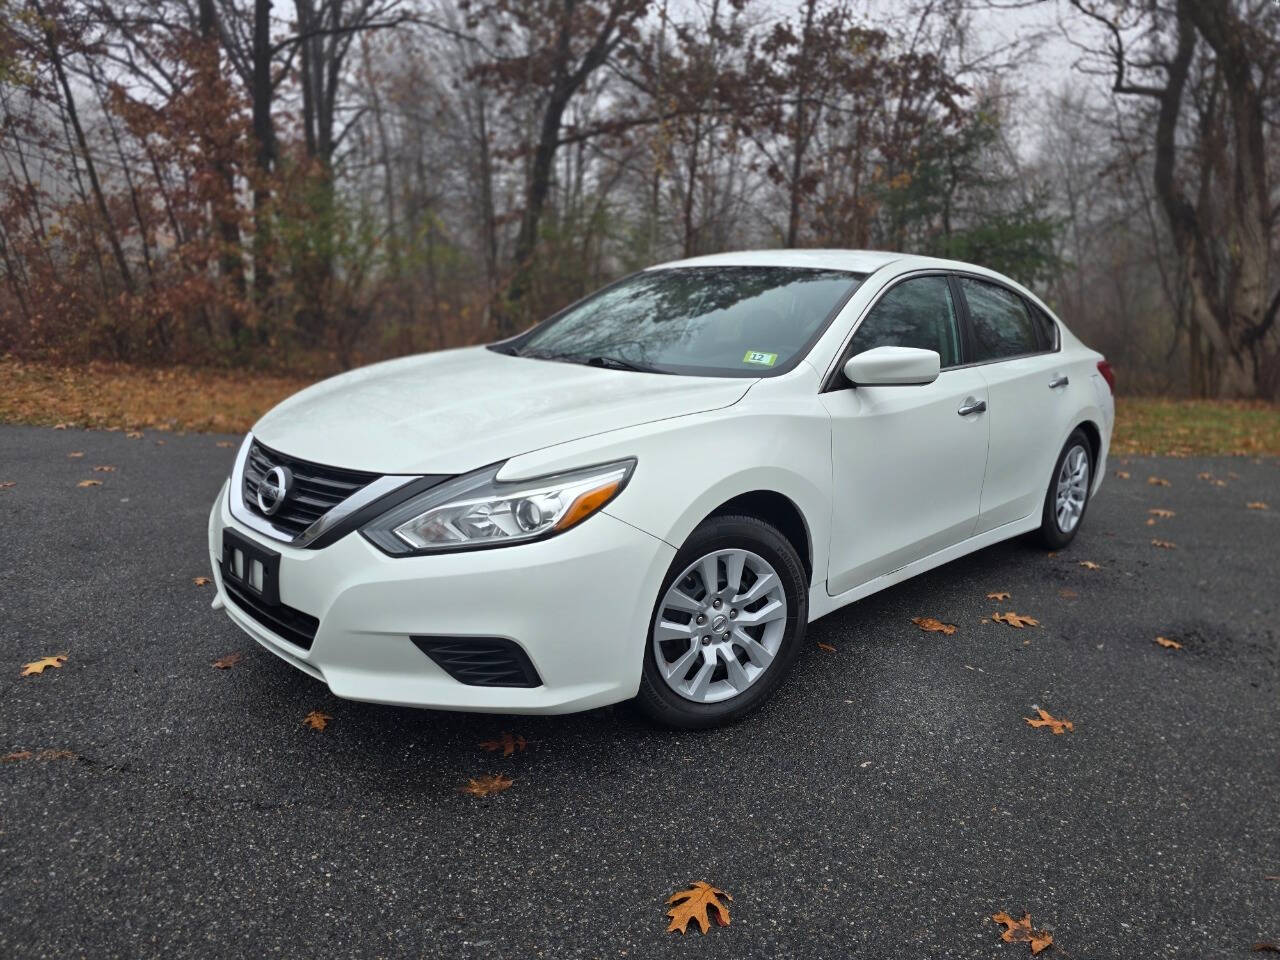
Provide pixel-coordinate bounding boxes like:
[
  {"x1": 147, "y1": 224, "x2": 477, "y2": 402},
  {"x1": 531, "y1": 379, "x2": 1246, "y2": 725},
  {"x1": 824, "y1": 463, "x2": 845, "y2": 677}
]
[
  {"x1": 949, "y1": 271, "x2": 1062, "y2": 369},
  {"x1": 489, "y1": 265, "x2": 868, "y2": 380},
  {"x1": 820, "y1": 269, "x2": 964, "y2": 392}
]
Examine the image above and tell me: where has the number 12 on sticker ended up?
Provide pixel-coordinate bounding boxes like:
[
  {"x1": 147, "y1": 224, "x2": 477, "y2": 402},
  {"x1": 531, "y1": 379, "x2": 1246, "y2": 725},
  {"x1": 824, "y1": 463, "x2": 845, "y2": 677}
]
[{"x1": 743, "y1": 350, "x2": 777, "y2": 366}]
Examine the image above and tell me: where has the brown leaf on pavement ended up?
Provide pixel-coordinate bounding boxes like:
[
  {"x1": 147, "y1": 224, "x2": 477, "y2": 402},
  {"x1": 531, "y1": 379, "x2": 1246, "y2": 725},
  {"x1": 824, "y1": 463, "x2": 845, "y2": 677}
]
[
  {"x1": 1247, "y1": 502, "x2": 1269, "y2": 510},
  {"x1": 1059, "y1": 588, "x2": 1078, "y2": 599},
  {"x1": 125, "y1": 431, "x2": 142, "y2": 439},
  {"x1": 21, "y1": 654, "x2": 67, "y2": 676},
  {"x1": 0, "y1": 481, "x2": 14, "y2": 490},
  {"x1": 479, "y1": 732, "x2": 528, "y2": 757},
  {"x1": 216, "y1": 440, "x2": 235, "y2": 448},
  {"x1": 1024, "y1": 708, "x2": 1074, "y2": 735},
  {"x1": 987, "y1": 591, "x2": 1011, "y2": 601},
  {"x1": 193, "y1": 576, "x2": 211, "y2": 586},
  {"x1": 1148, "y1": 476, "x2": 1171, "y2": 486},
  {"x1": 993, "y1": 612, "x2": 1039, "y2": 629},
  {"x1": 1154, "y1": 636, "x2": 1182, "y2": 649},
  {"x1": 816, "y1": 642, "x2": 836, "y2": 652},
  {"x1": 1151, "y1": 539, "x2": 1177, "y2": 549},
  {"x1": 912, "y1": 617, "x2": 957, "y2": 635},
  {"x1": 92, "y1": 465, "x2": 116, "y2": 472},
  {"x1": 992, "y1": 912, "x2": 1054, "y2": 954},
  {"x1": 1078, "y1": 560, "x2": 1101, "y2": 570},
  {"x1": 1148, "y1": 508, "x2": 1175, "y2": 518},
  {"x1": 666, "y1": 882, "x2": 732, "y2": 935},
  {"x1": 302, "y1": 710, "x2": 332, "y2": 731},
  {"x1": 1115, "y1": 470, "x2": 1130, "y2": 479},
  {"x1": 459, "y1": 773, "x2": 514, "y2": 797},
  {"x1": 77, "y1": 479, "x2": 102, "y2": 488},
  {"x1": 67, "y1": 451, "x2": 84, "y2": 458},
  {"x1": 212, "y1": 652, "x2": 245, "y2": 669}
]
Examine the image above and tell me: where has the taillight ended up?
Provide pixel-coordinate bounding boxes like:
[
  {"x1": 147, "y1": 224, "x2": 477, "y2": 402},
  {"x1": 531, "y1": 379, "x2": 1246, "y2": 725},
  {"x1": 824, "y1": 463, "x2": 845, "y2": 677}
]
[{"x1": 1096, "y1": 360, "x2": 1115, "y2": 393}]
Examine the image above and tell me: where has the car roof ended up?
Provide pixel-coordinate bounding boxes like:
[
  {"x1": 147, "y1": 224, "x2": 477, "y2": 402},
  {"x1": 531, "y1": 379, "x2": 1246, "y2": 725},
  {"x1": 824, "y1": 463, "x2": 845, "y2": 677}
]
[{"x1": 647, "y1": 248, "x2": 1004, "y2": 279}]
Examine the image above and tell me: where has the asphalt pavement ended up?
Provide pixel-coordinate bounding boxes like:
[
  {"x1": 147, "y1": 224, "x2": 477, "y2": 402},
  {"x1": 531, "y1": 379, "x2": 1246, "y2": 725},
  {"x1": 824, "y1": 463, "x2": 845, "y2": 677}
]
[{"x1": 1, "y1": 423, "x2": 1278, "y2": 959}]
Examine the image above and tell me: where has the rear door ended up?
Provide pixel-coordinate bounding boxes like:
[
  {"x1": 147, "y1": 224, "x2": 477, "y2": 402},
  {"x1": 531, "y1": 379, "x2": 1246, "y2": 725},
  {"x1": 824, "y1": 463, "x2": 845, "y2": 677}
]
[
  {"x1": 821, "y1": 273, "x2": 990, "y2": 596},
  {"x1": 955, "y1": 275, "x2": 1076, "y2": 533}
]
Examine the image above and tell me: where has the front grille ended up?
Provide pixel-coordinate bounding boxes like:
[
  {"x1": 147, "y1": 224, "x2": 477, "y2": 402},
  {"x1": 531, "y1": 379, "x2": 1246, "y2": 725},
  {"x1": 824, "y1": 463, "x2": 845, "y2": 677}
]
[
  {"x1": 222, "y1": 576, "x2": 320, "y2": 650},
  {"x1": 243, "y1": 439, "x2": 379, "y2": 538},
  {"x1": 411, "y1": 636, "x2": 542, "y2": 687}
]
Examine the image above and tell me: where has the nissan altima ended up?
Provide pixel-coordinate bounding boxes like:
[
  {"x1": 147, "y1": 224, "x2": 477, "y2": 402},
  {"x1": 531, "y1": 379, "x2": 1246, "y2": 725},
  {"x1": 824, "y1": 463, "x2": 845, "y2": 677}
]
[{"x1": 208, "y1": 250, "x2": 1114, "y2": 728}]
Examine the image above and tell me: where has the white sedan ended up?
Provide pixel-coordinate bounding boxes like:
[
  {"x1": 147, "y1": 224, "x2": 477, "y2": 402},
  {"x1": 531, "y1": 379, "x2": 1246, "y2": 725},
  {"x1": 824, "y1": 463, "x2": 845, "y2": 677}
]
[{"x1": 207, "y1": 249, "x2": 1114, "y2": 727}]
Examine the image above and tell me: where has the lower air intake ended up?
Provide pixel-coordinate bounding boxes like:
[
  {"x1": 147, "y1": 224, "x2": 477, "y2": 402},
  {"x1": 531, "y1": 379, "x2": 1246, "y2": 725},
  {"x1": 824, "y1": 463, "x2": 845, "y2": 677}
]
[{"x1": 410, "y1": 636, "x2": 542, "y2": 688}]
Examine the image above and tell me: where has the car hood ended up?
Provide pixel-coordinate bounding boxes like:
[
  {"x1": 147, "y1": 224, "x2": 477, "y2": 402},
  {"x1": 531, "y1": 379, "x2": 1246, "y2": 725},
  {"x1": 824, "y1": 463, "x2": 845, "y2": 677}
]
[{"x1": 253, "y1": 346, "x2": 754, "y2": 474}]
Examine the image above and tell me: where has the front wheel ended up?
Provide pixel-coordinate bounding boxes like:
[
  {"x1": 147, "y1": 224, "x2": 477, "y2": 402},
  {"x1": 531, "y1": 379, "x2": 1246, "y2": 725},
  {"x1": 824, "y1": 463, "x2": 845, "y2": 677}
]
[
  {"x1": 636, "y1": 515, "x2": 808, "y2": 729},
  {"x1": 1037, "y1": 428, "x2": 1094, "y2": 549}
]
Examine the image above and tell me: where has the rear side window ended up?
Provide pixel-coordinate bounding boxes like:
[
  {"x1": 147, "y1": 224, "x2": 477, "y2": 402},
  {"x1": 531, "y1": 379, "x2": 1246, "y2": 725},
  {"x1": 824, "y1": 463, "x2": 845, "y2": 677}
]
[
  {"x1": 1030, "y1": 304, "x2": 1060, "y2": 350},
  {"x1": 960, "y1": 277, "x2": 1041, "y2": 361},
  {"x1": 848, "y1": 275, "x2": 961, "y2": 368}
]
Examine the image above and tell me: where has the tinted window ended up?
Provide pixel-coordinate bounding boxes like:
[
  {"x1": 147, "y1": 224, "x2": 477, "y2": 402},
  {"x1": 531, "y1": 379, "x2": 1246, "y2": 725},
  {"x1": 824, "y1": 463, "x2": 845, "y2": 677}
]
[
  {"x1": 511, "y1": 266, "x2": 863, "y2": 377},
  {"x1": 1030, "y1": 304, "x2": 1059, "y2": 350},
  {"x1": 960, "y1": 277, "x2": 1041, "y2": 361},
  {"x1": 847, "y1": 275, "x2": 961, "y2": 367}
]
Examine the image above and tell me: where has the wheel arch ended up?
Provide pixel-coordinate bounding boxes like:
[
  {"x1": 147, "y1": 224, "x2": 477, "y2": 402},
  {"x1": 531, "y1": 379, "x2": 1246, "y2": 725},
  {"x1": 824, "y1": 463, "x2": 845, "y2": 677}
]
[
  {"x1": 1075, "y1": 418, "x2": 1102, "y2": 466},
  {"x1": 704, "y1": 489, "x2": 814, "y2": 584}
]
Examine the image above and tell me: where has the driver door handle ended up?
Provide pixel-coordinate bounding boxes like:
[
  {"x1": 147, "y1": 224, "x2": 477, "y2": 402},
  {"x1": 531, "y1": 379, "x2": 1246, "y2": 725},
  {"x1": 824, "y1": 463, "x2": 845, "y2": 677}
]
[
  {"x1": 1048, "y1": 375, "x2": 1069, "y2": 389},
  {"x1": 957, "y1": 396, "x2": 987, "y2": 417}
]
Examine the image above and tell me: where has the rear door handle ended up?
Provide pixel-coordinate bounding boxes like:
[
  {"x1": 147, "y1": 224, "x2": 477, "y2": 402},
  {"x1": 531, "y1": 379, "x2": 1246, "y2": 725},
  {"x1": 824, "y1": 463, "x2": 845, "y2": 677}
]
[
  {"x1": 957, "y1": 396, "x2": 987, "y2": 417},
  {"x1": 1048, "y1": 375, "x2": 1069, "y2": 389}
]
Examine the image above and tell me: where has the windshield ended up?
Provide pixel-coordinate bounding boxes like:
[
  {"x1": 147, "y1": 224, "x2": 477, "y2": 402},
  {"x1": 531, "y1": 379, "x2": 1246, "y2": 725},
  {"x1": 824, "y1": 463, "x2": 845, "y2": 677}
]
[{"x1": 501, "y1": 266, "x2": 864, "y2": 377}]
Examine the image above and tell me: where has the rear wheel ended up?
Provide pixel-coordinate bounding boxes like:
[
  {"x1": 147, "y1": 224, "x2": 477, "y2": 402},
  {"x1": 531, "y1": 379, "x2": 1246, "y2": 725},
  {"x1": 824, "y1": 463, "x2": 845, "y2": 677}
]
[
  {"x1": 636, "y1": 515, "x2": 807, "y2": 729},
  {"x1": 1037, "y1": 428, "x2": 1094, "y2": 549}
]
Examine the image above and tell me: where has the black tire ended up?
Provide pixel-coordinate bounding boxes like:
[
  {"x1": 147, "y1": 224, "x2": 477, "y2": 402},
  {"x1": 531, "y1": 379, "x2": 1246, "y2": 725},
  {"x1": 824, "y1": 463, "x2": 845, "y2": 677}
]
[
  {"x1": 1036, "y1": 427, "x2": 1095, "y2": 549},
  {"x1": 636, "y1": 514, "x2": 808, "y2": 729}
]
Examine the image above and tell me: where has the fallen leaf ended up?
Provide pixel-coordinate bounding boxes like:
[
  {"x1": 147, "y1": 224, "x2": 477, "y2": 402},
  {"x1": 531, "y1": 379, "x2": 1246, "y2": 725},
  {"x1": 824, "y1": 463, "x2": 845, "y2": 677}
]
[
  {"x1": 1253, "y1": 945, "x2": 1280, "y2": 954},
  {"x1": 1024, "y1": 708, "x2": 1073, "y2": 735},
  {"x1": 912, "y1": 616, "x2": 957, "y2": 635},
  {"x1": 987, "y1": 591, "x2": 1011, "y2": 601},
  {"x1": 666, "y1": 882, "x2": 732, "y2": 935},
  {"x1": 126, "y1": 431, "x2": 142, "y2": 439},
  {"x1": 1115, "y1": 470, "x2": 1130, "y2": 479},
  {"x1": 1145, "y1": 517, "x2": 1156, "y2": 526},
  {"x1": 212, "y1": 652, "x2": 244, "y2": 669},
  {"x1": 67, "y1": 451, "x2": 84, "y2": 458},
  {"x1": 993, "y1": 612, "x2": 1040, "y2": 629},
  {"x1": 2, "y1": 750, "x2": 33, "y2": 763},
  {"x1": 21, "y1": 654, "x2": 67, "y2": 677},
  {"x1": 1148, "y1": 476, "x2": 1170, "y2": 486},
  {"x1": 53, "y1": 422, "x2": 68, "y2": 430},
  {"x1": 302, "y1": 710, "x2": 332, "y2": 731},
  {"x1": 77, "y1": 479, "x2": 102, "y2": 488},
  {"x1": 1151, "y1": 539, "x2": 1177, "y2": 549},
  {"x1": 479, "y1": 732, "x2": 528, "y2": 757},
  {"x1": 2, "y1": 748, "x2": 76, "y2": 763},
  {"x1": 216, "y1": 440, "x2": 235, "y2": 448},
  {"x1": 193, "y1": 576, "x2": 211, "y2": 586},
  {"x1": 1197, "y1": 471, "x2": 1213, "y2": 480},
  {"x1": 1059, "y1": 588, "x2": 1078, "y2": 599},
  {"x1": 1148, "y1": 508, "x2": 1175, "y2": 518},
  {"x1": 1154, "y1": 636, "x2": 1182, "y2": 649},
  {"x1": 1247, "y1": 502, "x2": 1269, "y2": 511},
  {"x1": 0, "y1": 481, "x2": 14, "y2": 489},
  {"x1": 459, "y1": 773, "x2": 514, "y2": 797},
  {"x1": 1078, "y1": 560, "x2": 1101, "y2": 570},
  {"x1": 816, "y1": 642, "x2": 836, "y2": 652},
  {"x1": 992, "y1": 911, "x2": 1054, "y2": 954},
  {"x1": 154, "y1": 439, "x2": 166, "y2": 446},
  {"x1": 92, "y1": 465, "x2": 116, "y2": 472}
]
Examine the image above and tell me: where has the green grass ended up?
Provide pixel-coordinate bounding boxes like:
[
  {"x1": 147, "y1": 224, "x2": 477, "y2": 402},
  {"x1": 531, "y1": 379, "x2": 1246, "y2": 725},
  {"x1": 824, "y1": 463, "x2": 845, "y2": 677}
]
[{"x1": 1112, "y1": 398, "x2": 1280, "y2": 457}]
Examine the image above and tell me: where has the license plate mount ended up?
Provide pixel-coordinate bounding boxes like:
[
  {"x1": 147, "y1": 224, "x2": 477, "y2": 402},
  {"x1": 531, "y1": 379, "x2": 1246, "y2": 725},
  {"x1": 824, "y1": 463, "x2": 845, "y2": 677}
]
[{"x1": 221, "y1": 528, "x2": 282, "y2": 606}]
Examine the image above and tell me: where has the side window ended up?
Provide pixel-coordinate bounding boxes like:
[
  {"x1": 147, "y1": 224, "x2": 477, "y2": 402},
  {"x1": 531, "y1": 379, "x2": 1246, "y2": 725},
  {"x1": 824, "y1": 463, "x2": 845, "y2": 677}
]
[
  {"x1": 1029, "y1": 303, "x2": 1060, "y2": 351},
  {"x1": 847, "y1": 275, "x2": 961, "y2": 368},
  {"x1": 960, "y1": 277, "x2": 1041, "y2": 361}
]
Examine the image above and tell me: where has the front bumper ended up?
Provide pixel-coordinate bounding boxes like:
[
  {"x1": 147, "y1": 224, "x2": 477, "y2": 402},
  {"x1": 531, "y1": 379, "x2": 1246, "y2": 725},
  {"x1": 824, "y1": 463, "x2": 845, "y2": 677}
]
[{"x1": 207, "y1": 481, "x2": 675, "y2": 713}]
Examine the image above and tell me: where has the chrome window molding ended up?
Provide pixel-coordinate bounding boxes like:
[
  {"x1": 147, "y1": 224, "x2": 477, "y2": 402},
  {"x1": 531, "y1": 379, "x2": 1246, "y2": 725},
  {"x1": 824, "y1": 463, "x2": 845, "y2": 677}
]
[{"x1": 227, "y1": 434, "x2": 419, "y2": 548}]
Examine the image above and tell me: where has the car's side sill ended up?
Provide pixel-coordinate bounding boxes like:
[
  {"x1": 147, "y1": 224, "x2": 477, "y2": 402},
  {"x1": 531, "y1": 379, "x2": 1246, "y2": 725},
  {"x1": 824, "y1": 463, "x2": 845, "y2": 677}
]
[{"x1": 808, "y1": 513, "x2": 1041, "y2": 622}]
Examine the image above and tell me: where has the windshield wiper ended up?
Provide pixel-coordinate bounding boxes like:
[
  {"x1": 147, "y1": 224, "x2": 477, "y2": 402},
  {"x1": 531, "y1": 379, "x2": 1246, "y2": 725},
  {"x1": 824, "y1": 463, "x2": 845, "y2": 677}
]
[{"x1": 582, "y1": 355, "x2": 662, "y2": 374}]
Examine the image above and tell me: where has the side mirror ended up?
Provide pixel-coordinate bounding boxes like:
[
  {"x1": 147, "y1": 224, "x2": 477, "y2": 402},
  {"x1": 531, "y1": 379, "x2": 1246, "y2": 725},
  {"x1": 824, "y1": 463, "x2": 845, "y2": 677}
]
[{"x1": 843, "y1": 346, "x2": 940, "y2": 386}]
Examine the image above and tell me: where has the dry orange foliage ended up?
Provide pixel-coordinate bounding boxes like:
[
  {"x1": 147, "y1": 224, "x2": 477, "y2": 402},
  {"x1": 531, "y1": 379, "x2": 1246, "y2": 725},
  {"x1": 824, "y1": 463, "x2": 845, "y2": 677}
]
[
  {"x1": 0, "y1": 482, "x2": 14, "y2": 490},
  {"x1": 2, "y1": 748, "x2": 77, "y2": 763},
  {"x1": 1247, "y1": 502, "x2": 1269, "y2": 510},
  {"x1": 1024, "y1": 708, "x2": 1073, "y2": 734},
  {"x1": 1078, "y1": 560, "x2": 1101, "y2": 570},
  {"x1": 987, "y1": 591, "x2": 1011, "y2": 601},
  {"x1": 1115, "y1": 470, "x2": 1130, "y2": 479},
  {"x1": 92, "y1": 465, "x2": 116, "y2": 472},
  {"x1": 1154, "y1": 636, "x2": 1182, "y2": 650},
  {"x1": 459, "y1": 774, "x2": 514, "y2": 797},
  {"x1": 302, "y1": 710, "x2": 332, "y2": 731},
  {"x1": 993, "y1": 612, "x2": 1039, "y2": 629},
  {"x1": 666, "y1": 882, "x2": 732, "y2": 934},
  {"x1": 77, "y1": 479, "x2": 102, "y2": 488},
  {"x1": 193, "y1": 576, "x2": 212, "y2": 586},
  {"x1": 67, "y1": 451, "x2": 84, "y2": 458},
  {"x1": 992, "y1": 912, "x2": 1054, "y2": 954},
  {"x1": 912, "y1": 617, "x2": 957, "y2": 635},
  {"x1": 21, "y1": 655, "x2": 67, "y2": 676},
  {"x1": 816, "y1": 642, "x2": 836, "y2": 652},
  {"x1": 1148, "y1": 508, "x2": 1175, "y2": 518},
  {"x1": 480, "y1": 732, "x2": 527, "y2": 757},
  {"x1": 212, "y1": 652, "x2": 245, "y2": 669},
  {"x1": 1059, "y1": 588, "x2": 1078, "y2": 599},
  {"x1": 1148, "y1": 476, "x2": 1171, "y2": 486},
  {"x1": 1151, "y1": 539, "x2": 1177, "y2": 549}
]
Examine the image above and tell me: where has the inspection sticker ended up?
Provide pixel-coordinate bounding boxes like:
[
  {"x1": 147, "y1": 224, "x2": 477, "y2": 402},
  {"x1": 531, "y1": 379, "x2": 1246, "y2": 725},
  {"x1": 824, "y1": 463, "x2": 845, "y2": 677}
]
[{"x1": 743, "y1": 350, "x2": 778, "y2": 366}]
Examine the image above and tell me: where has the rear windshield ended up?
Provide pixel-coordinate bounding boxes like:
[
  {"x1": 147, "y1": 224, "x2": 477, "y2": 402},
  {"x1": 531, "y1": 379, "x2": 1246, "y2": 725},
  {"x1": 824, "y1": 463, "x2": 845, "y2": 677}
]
[{"x1": 502, "y1": 266, "x2": 864, "y2": 377}]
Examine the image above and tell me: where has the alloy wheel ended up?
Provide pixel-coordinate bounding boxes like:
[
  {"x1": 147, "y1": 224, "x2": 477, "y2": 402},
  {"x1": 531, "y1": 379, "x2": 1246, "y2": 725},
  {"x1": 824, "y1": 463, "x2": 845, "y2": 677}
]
[{"x1": 1055, "y1": 444, "x2": 1090, "y2": 533}]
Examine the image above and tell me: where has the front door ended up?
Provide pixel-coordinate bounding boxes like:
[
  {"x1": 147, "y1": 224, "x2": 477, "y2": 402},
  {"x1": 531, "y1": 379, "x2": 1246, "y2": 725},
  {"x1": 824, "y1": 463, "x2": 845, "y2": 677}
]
[{"x1": 821, "y1": 274, "x2": 990, "y2": 596}]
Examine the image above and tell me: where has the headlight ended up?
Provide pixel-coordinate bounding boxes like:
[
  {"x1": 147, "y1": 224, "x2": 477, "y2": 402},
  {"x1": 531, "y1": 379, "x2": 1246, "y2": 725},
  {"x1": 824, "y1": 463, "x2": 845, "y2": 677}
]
[{"x1": 361, "y1": 458, "x2": 636, "y2": 556}]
